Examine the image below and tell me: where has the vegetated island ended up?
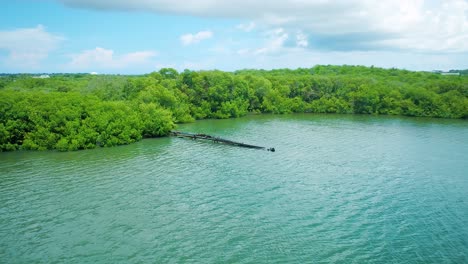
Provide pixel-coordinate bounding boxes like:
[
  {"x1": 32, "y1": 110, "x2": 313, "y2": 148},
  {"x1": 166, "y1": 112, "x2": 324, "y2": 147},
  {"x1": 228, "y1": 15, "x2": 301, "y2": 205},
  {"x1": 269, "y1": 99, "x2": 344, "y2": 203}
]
[{"x1": 1, "y1": 65, "x2": 467, "y2": 152}]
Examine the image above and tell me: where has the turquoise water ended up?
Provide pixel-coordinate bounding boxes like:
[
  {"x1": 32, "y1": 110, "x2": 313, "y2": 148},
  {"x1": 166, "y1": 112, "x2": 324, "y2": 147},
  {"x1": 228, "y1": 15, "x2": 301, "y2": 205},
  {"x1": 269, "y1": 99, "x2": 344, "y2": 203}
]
[{"x1": 1, "y1": 114, "x2": 467, "y2": 263}]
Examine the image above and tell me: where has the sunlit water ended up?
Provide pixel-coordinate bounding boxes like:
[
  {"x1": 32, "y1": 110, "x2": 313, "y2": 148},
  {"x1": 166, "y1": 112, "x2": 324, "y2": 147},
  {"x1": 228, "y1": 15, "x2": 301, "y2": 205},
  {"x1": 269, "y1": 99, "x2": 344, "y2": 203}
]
[{"x1": 1, "y1": 114, "x2": 467, "y2": 263}]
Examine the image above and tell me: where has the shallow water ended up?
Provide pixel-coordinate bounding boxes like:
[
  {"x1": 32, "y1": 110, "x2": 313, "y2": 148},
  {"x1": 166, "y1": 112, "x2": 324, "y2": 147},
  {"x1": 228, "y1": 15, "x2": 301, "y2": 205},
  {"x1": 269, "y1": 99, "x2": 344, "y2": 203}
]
[{"x1": 1, "y1": 114, "x2": 467, "y2": 263}]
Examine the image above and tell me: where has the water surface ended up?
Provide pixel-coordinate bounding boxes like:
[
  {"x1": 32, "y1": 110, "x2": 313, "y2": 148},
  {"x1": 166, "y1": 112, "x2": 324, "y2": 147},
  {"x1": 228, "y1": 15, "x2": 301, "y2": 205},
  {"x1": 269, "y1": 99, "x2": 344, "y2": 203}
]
[{"x1": 1, "y1": 114, "x2": 467, "y2": 263}]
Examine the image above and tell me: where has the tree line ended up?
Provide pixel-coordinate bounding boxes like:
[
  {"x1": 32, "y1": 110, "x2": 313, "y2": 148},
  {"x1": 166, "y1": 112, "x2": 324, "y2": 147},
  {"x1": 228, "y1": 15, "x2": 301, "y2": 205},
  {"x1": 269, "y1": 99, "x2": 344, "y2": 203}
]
[{"x1": 1, "y1": 65, "x2": 467, "y2": 151}]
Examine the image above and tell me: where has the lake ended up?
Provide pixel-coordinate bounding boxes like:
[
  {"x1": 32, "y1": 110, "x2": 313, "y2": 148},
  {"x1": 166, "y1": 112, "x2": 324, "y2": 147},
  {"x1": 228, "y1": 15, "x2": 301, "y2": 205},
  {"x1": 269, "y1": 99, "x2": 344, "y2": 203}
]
[{"x1": 1, "y1": 114, "x2": 467, "y2": 263}]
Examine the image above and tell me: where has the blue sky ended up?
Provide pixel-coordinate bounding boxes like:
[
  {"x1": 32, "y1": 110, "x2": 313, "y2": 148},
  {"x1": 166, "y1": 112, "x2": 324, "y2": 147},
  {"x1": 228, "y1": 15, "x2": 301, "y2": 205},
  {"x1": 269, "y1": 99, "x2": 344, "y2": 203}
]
[{"x1": 1, "y1": 0, "x2": 467, "y2": 73}]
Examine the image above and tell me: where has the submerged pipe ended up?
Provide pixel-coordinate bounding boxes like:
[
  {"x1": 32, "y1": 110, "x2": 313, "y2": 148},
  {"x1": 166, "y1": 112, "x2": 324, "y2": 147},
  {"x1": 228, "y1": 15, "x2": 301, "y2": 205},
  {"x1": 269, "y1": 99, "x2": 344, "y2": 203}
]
[{"x1": 170, "y1": 131, "x2": 275, "y2": 152}]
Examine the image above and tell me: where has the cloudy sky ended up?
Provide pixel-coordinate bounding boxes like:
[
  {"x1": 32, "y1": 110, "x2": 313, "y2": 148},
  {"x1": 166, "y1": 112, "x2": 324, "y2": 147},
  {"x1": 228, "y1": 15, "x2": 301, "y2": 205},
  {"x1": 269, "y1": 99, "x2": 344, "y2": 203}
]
[{"x1": 1, "y1": 0, "x2": 467, "y2": 73}]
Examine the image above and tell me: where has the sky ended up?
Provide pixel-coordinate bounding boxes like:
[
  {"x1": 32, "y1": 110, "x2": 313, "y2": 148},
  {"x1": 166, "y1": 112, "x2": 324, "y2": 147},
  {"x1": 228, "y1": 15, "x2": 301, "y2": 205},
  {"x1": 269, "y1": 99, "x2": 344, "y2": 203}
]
[{"x1": 1, "y1": 0, "x2": 467, "y2": 74}]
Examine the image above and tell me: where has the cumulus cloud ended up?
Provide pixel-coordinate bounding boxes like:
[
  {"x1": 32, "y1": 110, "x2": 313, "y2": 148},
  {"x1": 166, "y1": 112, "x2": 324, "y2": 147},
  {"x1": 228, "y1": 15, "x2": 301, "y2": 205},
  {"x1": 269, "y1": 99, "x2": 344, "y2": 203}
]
[
  {"x1": 67, "y1": 47, "x2": 157, "y2": 70},
  {"x1": 236, "y1": 49, "x2": 250, "y2": 55},
  {"x1": 254, "y1": 28, "x2": 289, "y2": 55},
  {"x1": 236, "y1": 48, "x2": 468, "y2": 72},
  {"x1": 0, "y1": 25, "x2": 63, "y2": 68},
  {"x1": 180, "y1": 31, "x2": 213, "y2": 46},
  {"x1": 58, "y1": 0, "x2": 468, "y2": 52},
  {"x1": 236, "y1": 22, "x2": 256, "y2": 32},
  {"x1": 296, "y1": 31, "x2": 308, "y2": 48}
]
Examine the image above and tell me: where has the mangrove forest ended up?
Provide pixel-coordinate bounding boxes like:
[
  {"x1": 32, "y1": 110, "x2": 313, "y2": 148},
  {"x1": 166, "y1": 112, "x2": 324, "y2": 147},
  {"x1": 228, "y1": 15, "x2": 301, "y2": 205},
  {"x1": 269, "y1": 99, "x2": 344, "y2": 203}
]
[{"x1": 1, "y1": 65, "x2": 467, "y2": 151}]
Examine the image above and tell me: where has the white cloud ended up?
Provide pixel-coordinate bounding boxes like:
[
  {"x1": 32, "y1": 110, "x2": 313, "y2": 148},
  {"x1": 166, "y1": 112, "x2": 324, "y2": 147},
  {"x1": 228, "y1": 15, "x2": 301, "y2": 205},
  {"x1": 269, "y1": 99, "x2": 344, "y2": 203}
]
[
  {"x1": 236, "y1": 22, "x2": 255, "y2": 32},
  {"x1": 296, "y1": 31, "x2": 308, "y2": 48},
  {"x1": 252, "y1": 28, "x2": 288, "y2": 55},
  {"x1": 180, "y1": 31, "x2": 213, "y2": 46},
  {"x1": 0, "y1": 25, "x2": 63, "y2": 68},
  {"x1": 59, "y1": 0, "x2": 468, "y2": 53},
  {"x1": 364, "y1": 0, "x2": 468, "y2": 52},
  {"x1": 181, "y1": 59, "x2": 215, "y2": 70},
  {"x1": 205, "y1": 47, "x2": 468, "y2": 72},
  {"x1": 67, "y1": 47, "x2": 157, "y2": 70},
  {"x1": 154, "y1": 62, "x2": 177, "y2": 70},
  {"x1": 237, "y1": 49, "x2": 250, "y2": 55}
]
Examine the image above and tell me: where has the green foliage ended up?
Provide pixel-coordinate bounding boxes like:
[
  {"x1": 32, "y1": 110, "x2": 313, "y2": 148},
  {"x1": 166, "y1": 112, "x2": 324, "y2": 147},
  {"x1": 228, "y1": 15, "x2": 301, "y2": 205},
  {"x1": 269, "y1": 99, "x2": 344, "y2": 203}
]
[
  {"x1": 1, "y1": 66, "x2": 467, "y2": 151},
  {"x1": 0, "y1": 90, "x2": 171, "y2": 151},
  {"x1": 138, "y1": 103, "x2": 174, "y2": 137}
]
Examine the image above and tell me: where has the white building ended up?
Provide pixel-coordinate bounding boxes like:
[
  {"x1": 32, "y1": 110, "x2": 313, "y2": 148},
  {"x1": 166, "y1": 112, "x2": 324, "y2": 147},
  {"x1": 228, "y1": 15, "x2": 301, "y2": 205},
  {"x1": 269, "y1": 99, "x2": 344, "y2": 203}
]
[
  {"x1": 32, "y1": 74, "x2": 50, "y2": 79},
  {"x1": 440, "y1": 72, "x2": 460, "y2": 76}
]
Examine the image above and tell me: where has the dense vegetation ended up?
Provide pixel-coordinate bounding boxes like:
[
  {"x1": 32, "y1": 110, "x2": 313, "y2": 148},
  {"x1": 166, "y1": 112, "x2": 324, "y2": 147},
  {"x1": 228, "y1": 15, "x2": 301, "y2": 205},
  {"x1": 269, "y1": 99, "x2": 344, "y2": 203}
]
[{"x1": 1, "y1": 65, "x2": 467, "y2": 151}]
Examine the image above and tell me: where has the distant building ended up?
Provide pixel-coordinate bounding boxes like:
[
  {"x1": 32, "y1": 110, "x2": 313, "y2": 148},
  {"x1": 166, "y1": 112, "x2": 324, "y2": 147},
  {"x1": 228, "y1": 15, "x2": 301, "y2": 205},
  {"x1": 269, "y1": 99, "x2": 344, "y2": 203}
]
[
  {"x1": 32, "y1": 74, "x2": 50, "y2": 79},
  {"x1": 440, "y1": 72, "x2": 460, "y2": 76},
  {"x1": 432, "y1": 70, "x2": 461, "y2": 76},
  {"x1": 90, "y1": 72, "x2": 99, "y2": 75}
]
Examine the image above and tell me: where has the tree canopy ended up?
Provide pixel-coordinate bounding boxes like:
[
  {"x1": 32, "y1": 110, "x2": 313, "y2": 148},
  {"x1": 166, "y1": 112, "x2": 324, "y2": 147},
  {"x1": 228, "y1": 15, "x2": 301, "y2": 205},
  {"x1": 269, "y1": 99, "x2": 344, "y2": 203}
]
[{"x1": 1, "y1": 65, "x2": 467, "y2": 151}]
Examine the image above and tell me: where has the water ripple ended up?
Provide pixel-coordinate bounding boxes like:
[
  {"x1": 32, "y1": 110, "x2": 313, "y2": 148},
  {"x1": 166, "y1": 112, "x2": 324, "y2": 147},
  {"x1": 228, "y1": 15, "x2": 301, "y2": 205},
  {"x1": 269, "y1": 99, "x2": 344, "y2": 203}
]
[{"x1": 1, "y1": 114, "x2": 467, "y2": 263}]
